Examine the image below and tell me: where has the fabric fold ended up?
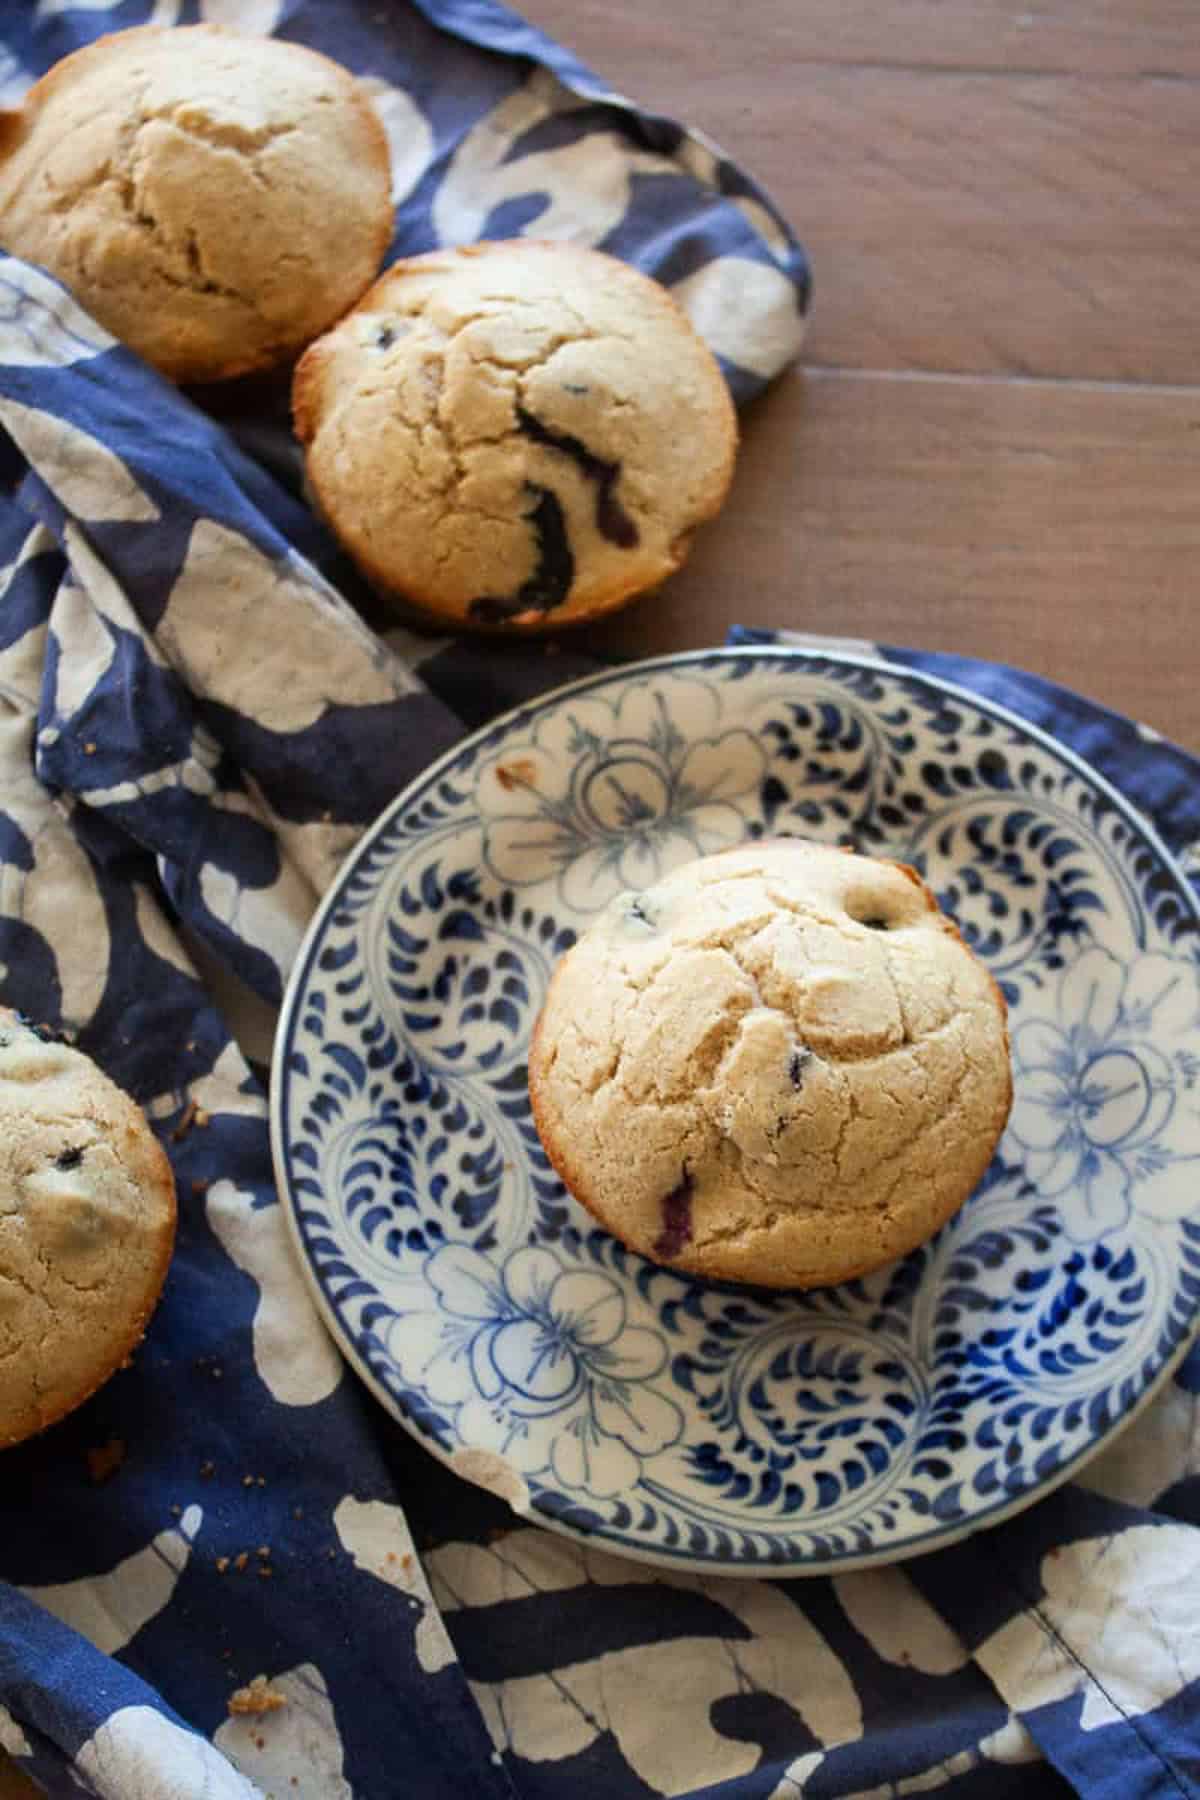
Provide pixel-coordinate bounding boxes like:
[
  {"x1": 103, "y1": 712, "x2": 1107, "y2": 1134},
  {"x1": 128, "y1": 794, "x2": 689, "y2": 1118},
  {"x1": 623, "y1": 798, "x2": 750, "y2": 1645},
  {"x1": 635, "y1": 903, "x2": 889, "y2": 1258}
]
[{"x1": 2, "y1": 4, "x2": 1199, "y2": 1799}]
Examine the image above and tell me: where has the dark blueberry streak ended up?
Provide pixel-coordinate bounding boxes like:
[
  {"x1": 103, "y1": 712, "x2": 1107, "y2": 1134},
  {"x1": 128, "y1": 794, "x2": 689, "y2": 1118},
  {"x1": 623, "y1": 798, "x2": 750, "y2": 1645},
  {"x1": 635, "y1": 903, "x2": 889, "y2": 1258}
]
[
  {"x1": 374, "y1": 325, "x2": 397, "y2": 350},
  {"x1": 653, "y1": 1168, "x2": 694, "y2": 1260},
  {"x1": 56, "y1": 1146, "x2": 84, "y2": 1170},
  {"x1": 627, "y1": 895, "x2": 656, "y2": 928},
  {"x1": 860, "y1": 916, "x2": 891, "y2": 931},
  {"x1": 469, "y1": 485, "x2": 575, "y2": 624},
  {"x1": 516, "y1": 406, "x2": 639, "y2": 549},
  {"x1": 788, "y1": 1047, "x2": 810, "y2": 1089}
]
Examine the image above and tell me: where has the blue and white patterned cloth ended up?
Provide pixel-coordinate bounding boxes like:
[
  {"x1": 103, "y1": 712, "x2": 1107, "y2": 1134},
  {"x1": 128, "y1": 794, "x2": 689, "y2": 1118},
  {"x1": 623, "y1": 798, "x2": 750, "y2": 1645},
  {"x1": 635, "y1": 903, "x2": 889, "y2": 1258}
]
[{"x1": 1, "y1": 3, "x2": 1199, "y2": 1797}]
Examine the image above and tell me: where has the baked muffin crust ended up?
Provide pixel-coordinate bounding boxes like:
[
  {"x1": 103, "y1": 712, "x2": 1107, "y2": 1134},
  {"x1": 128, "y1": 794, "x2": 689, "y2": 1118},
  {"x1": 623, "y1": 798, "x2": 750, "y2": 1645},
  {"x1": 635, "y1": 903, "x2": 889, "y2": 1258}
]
[
  {"x1": 0, "y1": 1011, "x2": 176, "y2": 1446},
  {"x1": 0, "y1": 25, "x2": 393, "y2": 382},
  {"x1": 529, "y1": 840, "x2": 1012, "y2": 1288},
  {"x1": 293, "y1": 240, "x2": 738, "y2": 630}
]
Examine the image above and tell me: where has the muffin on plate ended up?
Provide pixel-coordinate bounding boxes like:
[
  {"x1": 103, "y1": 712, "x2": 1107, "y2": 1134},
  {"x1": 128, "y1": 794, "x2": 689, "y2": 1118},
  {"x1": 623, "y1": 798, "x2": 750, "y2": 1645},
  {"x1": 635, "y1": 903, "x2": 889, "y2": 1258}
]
[
  {"x1": 0, "y1": 1011, "x2": 177, "y2": 1448},
  {"x1": 0, "y1": 25, "x2": 392, "y2": 383},
  {"x1": 528, "y1": 839, "x2": 1012, "y2": 1289},
  {"x1": 292, "y1": 240, "x2": 738, "y2": 631}
]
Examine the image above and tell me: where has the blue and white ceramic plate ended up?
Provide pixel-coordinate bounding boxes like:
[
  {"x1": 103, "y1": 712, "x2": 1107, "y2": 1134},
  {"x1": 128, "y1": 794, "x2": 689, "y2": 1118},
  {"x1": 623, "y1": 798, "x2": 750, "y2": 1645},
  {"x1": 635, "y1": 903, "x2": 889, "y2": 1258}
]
[{"x1": 271, "y1": 649, "x2": 1200, "y2": 1574}]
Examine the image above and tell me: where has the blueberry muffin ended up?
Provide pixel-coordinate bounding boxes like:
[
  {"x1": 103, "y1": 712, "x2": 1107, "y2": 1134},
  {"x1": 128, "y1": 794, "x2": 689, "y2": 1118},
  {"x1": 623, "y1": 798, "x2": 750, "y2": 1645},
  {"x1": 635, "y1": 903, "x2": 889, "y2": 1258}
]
[
  {"x1": 0, "y1": 26, "x2": 392, "y2": 383},
  {"x1": 0, "y1": 1012, "x2": 176, "y2": 1447},
  {"x1": 528, "y1": 839, "x2": 1012, "y2": 1289},
  {"x1": 292, "y1": 240, "x2": 738, "y2": 630}
]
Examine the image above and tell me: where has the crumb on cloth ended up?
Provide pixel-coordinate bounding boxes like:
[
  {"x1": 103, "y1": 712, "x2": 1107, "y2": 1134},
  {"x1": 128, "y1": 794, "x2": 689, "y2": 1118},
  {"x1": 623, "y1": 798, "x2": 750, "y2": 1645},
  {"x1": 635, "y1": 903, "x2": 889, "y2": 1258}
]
[
  {"x1": 86, "y1": 1437, "x2": 125, "y2": 1483},
  {"x1": 227, "y1": 1674, "x2": 287, "y2": 1716}
]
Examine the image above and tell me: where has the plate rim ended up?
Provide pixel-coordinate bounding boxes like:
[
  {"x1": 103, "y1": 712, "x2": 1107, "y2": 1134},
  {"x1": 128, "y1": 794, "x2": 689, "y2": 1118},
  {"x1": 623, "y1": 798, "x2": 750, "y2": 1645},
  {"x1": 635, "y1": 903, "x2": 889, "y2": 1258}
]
[{"x1": 269, "y1": 643, "x2": 1200, "y2": 1576}]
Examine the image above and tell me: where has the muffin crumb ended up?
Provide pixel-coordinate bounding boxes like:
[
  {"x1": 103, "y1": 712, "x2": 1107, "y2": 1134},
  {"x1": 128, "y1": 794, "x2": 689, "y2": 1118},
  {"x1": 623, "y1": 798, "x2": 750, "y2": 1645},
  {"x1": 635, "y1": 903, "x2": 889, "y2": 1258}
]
[
  {"x1": 86, "y1": 1438, "x2": 126, "y2": 1484},
  {"x1": 228, "y1": 1675, "x2": 287, "y2": 1717}
]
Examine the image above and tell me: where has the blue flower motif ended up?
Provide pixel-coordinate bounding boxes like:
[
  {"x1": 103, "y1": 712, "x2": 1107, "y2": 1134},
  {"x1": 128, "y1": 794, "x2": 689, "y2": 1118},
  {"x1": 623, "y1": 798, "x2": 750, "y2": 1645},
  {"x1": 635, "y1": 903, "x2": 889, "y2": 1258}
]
[
  {"x1": 1010, "y1": 945, "x2": 1200, "y2": 1236},
  {"x1": 475, "y1": 687, "x2": 766, "y2": 910},
  {"x1": 385, "y1": 1245, "x2": 684, "y2": 1497}
]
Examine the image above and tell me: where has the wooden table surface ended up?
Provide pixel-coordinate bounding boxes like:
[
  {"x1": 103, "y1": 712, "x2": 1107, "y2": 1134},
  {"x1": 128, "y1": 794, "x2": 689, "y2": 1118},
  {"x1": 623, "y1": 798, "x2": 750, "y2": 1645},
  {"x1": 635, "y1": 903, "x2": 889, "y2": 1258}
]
[
  {"x1": 518, "y1": 0, "x2": 1200, "y2": 755},
  {"x1": 0, "y1": 6, "x2": 1193, "y2": 1794}
]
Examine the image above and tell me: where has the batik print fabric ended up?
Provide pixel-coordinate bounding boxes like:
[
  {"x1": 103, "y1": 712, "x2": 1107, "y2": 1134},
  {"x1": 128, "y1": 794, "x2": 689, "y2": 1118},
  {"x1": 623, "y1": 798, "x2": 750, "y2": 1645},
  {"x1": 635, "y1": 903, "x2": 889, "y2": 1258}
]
[
  {"x1": 1, "y1": 2, "x2": 1199, "y2": 1798},
  {"x1": 0, "y1": 0, "x2": 810, "y2": 406}
]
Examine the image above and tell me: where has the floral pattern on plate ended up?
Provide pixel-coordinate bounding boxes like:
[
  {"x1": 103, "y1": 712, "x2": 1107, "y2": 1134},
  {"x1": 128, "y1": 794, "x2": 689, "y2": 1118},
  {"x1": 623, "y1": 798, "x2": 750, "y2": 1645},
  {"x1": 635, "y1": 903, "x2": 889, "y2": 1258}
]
[
  {"x1": 1010, "y1": 947, "x2": 1200, "y2": 1236},
  {"x1": 272, "y1": 649, "x2": 1200, "y2": 1572}
]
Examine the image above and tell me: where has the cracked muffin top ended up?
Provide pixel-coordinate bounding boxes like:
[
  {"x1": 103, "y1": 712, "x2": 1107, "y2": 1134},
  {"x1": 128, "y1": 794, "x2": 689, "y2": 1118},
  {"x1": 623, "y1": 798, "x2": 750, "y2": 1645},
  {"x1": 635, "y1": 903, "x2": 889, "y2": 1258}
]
[
  {"x1": 0, "y1": 1009, "x2": 176, "y2": 1447},
  {"x1": 0, "y1": 25, "x2": 392, "y2": 383},
  {"x1": 292, "y1": 240, "x2": 738, "y2": 631},
  {"x1": 528, "y1": 838, "x2": 1012, "y2": 1290}
]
